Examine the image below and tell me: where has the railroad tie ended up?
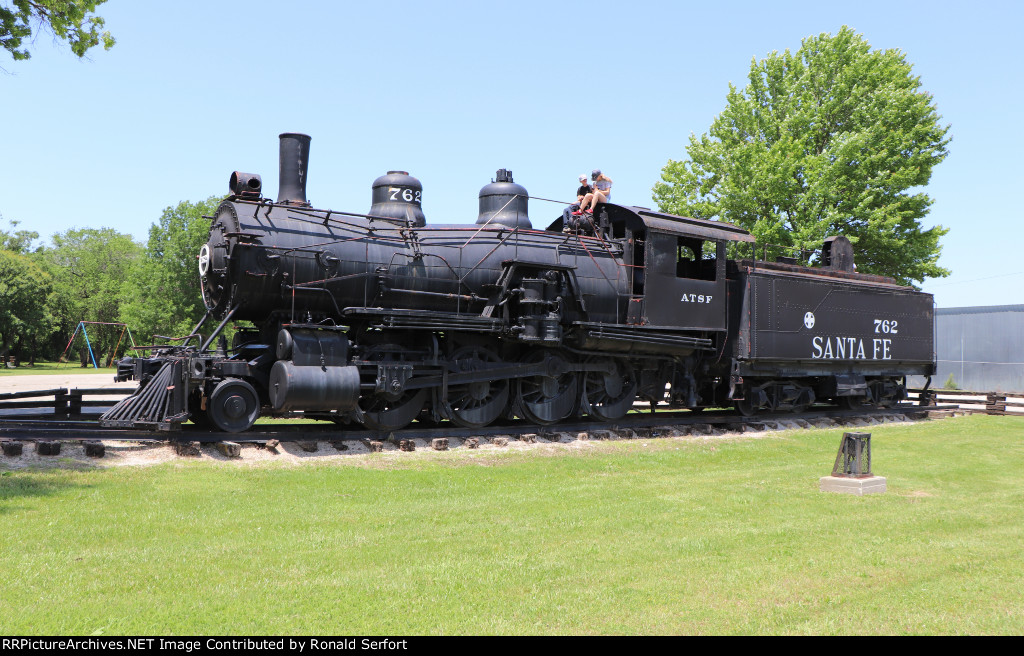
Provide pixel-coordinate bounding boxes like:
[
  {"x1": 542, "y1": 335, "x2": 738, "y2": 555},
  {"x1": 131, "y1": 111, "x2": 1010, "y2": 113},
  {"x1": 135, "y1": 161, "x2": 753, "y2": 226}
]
[
  {"x1": 215, "y1": 442, "x2": 241, "y2": 458},
  {"x1": 37, "y1": 441, "x2": 61, "y2": 456},
  {"x1": 83, "y1": 441, "x2": 105, "y2": 458}
]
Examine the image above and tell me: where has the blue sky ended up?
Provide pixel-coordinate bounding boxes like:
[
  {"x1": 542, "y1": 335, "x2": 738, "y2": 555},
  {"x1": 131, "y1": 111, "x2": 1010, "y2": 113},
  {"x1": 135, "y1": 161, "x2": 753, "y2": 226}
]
[{"x1": 1, "y1": 0, "x2": 1021, "y2": 308}]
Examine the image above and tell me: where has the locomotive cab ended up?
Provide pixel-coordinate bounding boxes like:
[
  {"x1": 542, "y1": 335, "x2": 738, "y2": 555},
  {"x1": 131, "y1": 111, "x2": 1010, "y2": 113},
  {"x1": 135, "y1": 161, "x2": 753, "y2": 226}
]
[
  {"x1": 551, "y1": 204, "x2": 755, "y2": 330},
  {"x1": 637, "y1": 232, "x2": 726, "y2": 330}
]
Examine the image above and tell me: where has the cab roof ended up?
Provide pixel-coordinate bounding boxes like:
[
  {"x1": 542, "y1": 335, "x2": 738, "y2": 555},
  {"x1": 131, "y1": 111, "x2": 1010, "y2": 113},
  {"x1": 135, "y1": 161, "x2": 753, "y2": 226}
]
[{"x1": 547, "y1": 203, "x2": 755, "y2": 243}]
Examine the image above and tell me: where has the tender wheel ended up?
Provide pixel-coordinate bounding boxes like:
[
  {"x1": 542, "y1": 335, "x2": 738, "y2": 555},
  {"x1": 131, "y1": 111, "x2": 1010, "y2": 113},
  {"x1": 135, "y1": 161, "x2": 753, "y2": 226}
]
[
  {"x1": 446, "y1": 345, "x2": 509, "y2": 428},
  {"x1": 516, "y1": 349, "x2": 579, "y2": 425},
  {"x1": 358, "y1": 343, "x2": 427, "y2": 432},
  {"x1": 735, "y1": 383, "x2": 768, "y2": 417},
  {"x1": 838, "y1": 395, "x2": 872, "y2": 410},
  {"x1": 869, "y1": 381, "x2": 899, "y2": 408},
  {"x1": 207, "y1": 379, "x2": 260, "y2": 433},
  {"x1": 584, "y1": 358, "x2": 637, "y2": 421},
  {"x1": 734, "y1": 397, "x2": 758, "y2": 417}
]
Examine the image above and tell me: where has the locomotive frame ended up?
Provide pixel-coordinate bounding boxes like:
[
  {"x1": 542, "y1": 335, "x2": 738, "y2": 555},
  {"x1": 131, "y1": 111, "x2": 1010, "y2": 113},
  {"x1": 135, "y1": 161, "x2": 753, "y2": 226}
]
[{"x1": 102, "y1": 134, "x2": 935, "y2": 433}]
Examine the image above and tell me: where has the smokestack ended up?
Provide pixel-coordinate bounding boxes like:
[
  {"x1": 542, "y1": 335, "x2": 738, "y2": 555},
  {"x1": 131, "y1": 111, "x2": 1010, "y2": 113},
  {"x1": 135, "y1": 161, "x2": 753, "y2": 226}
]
[{"x1": 277, "y1": 133, "x2": 311, "y2": 205}]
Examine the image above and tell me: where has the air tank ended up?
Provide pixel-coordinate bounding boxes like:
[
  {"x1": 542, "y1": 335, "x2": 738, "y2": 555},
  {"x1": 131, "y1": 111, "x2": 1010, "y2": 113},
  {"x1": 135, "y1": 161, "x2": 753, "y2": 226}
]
[
  {"x1": 368, "y1": 171, "x2": 425, "y2": 226},
  {"x1": 477, "y1": 168, "x2": 531, "y2": 229}
]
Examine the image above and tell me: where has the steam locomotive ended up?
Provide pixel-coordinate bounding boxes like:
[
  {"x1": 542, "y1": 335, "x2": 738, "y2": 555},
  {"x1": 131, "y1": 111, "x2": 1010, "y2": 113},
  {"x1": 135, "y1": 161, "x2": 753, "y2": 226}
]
[{"x1": 101, "y1": 133, "x2": 935, "y2": 433}]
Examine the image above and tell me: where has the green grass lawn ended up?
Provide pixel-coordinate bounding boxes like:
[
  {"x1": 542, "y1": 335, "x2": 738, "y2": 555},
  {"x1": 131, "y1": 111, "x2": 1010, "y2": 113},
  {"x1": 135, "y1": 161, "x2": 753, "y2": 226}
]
[
  {"x1": 0, "y1": 361, "x2": 117, "y2": 376},
  {"x1": 1, "y1": 414, "x2": 1023, "y2": 635}
]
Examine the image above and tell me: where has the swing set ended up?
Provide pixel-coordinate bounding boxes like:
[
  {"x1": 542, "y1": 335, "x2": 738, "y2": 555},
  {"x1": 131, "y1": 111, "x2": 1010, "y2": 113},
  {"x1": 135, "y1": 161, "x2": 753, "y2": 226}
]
[{"x1": 59, "y1": 321, "x2": 142, "y2": 369}]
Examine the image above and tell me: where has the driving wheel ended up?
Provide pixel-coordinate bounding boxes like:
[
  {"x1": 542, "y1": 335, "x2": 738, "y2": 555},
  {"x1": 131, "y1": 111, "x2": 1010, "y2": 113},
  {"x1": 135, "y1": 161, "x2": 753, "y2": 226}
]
[
  {"x1": 446, "y1": 345, "x2": 509, "y2": 428},
  {"x1": 584, "y1": 358, "x2": 637, "y2": 421},
  {"x1": 516, "y1": 349, "x2": 579, "y2": 425},
  {"x1": 358, "y1": 343, "x2": 427, "y2": 431}
]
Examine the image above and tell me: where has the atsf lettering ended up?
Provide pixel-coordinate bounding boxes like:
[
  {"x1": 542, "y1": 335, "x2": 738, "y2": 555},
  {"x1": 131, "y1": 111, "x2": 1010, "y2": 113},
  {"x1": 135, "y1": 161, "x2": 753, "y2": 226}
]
[
  {"x1": 681, "y1": 294, "x2": 713, "y2": 303},
  {"x1": 812, "y1": 336, "x2": 892, "y2": 360}
]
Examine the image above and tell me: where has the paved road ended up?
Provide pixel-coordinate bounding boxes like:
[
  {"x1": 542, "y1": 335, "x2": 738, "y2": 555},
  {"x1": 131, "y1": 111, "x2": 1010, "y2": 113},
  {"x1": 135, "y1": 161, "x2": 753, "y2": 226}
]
[{"x1": 0, "y1": 372, "x2": 138, "y2": 395}]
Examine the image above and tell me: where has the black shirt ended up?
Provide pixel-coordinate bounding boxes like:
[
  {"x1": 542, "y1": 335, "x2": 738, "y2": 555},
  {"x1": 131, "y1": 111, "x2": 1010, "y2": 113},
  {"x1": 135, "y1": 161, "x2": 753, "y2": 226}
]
[{"x1": 577, "y1": 184, "x2": 593, "y2": 198}]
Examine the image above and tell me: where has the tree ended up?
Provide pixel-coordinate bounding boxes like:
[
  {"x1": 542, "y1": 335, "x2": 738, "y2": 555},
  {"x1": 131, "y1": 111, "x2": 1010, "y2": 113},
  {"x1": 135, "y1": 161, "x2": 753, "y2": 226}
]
[
  {"x1": 652, "y1": 26, "x2": 951, "y2": 286},
  {"x1": 0, "y1": 216, "x2": 40, "y2": 252},
  {"x1": 1, "y1": 0, "x2": 114, "y2": 62},
  {"x1": 44, "y1": 227, "x2": 140, "y2": 365},
  {"x1": 0, "y1": 249, "x2": 53, "y2": 363},
  {"x1": 120, "y1": 196, "x2": 222, "y2": 343}
]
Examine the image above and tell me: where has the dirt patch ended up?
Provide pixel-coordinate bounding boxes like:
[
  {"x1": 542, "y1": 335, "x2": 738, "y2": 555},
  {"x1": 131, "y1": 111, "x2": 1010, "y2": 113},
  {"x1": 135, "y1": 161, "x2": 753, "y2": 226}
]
[
  {"x1": 0, "y1": 432, "x2": 772, "y2": 471},
  {"x1": 0, "y1": 412, "x2": 929, "y2": 472}
]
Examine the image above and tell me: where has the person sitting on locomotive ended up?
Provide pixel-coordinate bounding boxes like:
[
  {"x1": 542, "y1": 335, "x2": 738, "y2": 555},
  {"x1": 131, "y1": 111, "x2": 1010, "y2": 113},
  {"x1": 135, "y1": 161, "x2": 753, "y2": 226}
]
[
  {"x1": 579, "y1": 170, "x2": 612, "y2": 214},
  {"x1": 563, "y1": 174, "x2": 594, "y2": 233},
  {"x1": 576, "y1": 173, "x2": 593, "y2": 203}
]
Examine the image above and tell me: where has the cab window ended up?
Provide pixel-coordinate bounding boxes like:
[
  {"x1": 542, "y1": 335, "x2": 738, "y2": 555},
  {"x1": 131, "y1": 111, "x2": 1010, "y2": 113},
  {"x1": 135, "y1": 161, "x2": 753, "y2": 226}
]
[{"x1": 676, "y1": 237, "x2": 716, "y2": 281}]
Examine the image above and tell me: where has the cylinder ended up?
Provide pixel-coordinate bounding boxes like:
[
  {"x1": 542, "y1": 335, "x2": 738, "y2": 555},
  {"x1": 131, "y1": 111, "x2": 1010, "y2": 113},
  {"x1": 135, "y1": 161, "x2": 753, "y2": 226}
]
[
  {"x1": 269, "y1": 361, "x2": 361, "y2": 412},
  {"x1": 477, "y1": 168, "x2": 531, "y2": 229},
  {"x1": 368, "y1": 171, "x2": 425, "y2": 226},
  {"x1": 277, "y1": 132, "x2": 311, "y2": 206}
]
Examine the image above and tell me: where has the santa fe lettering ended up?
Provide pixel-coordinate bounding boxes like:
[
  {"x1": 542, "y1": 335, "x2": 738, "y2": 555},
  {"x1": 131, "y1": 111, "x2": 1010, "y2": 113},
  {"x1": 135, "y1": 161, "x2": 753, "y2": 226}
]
[
  {"x1": 811, "y1": 336, "x2": 891, "y2": 360},
  {"x1": 680, "y1": 294, "x2": 712, "y2": 303}
]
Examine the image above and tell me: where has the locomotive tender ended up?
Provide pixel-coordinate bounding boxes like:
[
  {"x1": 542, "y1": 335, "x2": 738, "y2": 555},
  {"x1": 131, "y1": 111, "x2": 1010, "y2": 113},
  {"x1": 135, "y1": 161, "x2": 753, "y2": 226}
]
[{"x1": 102, "y1": 134, "x2": 935, "y2": 432}]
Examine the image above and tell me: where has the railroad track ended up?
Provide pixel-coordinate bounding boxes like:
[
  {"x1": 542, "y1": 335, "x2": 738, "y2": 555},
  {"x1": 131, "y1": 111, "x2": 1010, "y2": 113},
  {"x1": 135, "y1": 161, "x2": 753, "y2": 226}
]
[{"x1": 0, "y1": 403, "x2": 954, "y2": 446}]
